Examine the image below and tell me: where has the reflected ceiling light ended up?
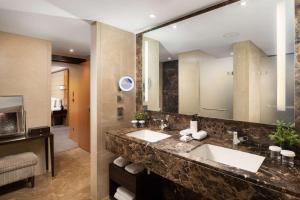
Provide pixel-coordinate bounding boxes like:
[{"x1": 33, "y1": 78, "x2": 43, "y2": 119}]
[
  {"x1": 168, "y1": 57, "x2": 172, "y2": 60},
  {"x1": 69, "y1": 49, "x2": 74, "y2": 53},
  {"x1": 172, "y1": 24, "x2": 177, "y2": 29},
  {"x1": 230, "y1": 52, "x2": 234, "y2": 56},
  {"x1": 149, "y1": 14, "x2": 156, "y2": 19},
  {"x1": 276, "y1": 0, "x2": 286, "y2": 111},
  {"x1": 240, "y1": 0, "x2": 247, "y2": 6}
]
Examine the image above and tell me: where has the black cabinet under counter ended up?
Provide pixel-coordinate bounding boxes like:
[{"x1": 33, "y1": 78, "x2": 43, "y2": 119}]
[{"x1": 109, "y1": 163, "x2": 162, "y2": 200}]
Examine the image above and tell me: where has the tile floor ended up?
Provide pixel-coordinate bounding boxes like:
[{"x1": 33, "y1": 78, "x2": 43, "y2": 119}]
[{"x1": 0, "y1": 148, "x2": 91, "y2": 200}]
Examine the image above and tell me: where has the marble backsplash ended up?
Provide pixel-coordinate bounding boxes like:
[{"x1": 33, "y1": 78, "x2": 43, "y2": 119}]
[
  {"x1": 146, "y1": 111, "x2": 300, "y2": 157},
  {"x1": 147, "y1": 111, "x2": 274, "y2": 141}
]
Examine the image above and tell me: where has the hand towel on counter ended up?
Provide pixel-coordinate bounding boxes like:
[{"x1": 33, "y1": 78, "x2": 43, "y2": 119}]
[
  {"x1": 125, "y1": 163, "x2": 144, "y2": 174},
  {"x1": 114, "y1": 187, "x2": 135, "y2": 200},
  {"x1": 179, "y1": 128, "x2": 194, "y2": 136},
  {"x1": 192, "y1": 130, "x2": 207, "y2": 140},
  {"x1": 113, "y1": 156, "x2": 130, "y2": 167},
  {"x1": 179, "y1": 135, "x2": 193, "y2": 142}
]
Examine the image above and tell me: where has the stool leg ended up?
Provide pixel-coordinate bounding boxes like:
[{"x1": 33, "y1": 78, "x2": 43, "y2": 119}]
[{"x1": 30, "y1": 176, "x2": 35, "y2": 188}]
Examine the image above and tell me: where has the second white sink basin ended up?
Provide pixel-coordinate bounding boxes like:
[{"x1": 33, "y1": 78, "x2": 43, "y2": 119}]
[
  {"x1": 126, "y1": 130, "x2": 171, "y2": 143},
  {"x1": 189, "y1": 144, "x2": 265, "y2": 173}
]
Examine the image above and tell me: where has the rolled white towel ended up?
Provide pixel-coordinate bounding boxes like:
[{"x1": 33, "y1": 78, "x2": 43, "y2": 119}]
[
  {"x1": 179, "y1": 135, "x2": 193, "y2": 142},
  {"x1": 125, "y1": 163, "x2": 144, "y2": 174},
  {"x1": 179, "y1": 128, "x2": 193, "y2": 136},
  {"x1": 114, "y1": 191, "x2": 134, "y2": 200},
  {"x1": 116, "y1": 187, "x2": 135, "y2": 200},
  {"x1": 192, "y1": 130, "x2": 207, "y2": 140},
  {"x1": 114, "y1": 191, "x2": 126, "y2": 200},
  {"x1": 113, "y1": 156, "x2": 130, "y2": 167}
]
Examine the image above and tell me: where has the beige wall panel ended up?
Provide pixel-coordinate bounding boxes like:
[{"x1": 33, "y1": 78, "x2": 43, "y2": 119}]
[
  {"x1": 178, "y1": 50, "x2": 201, "y2": 115},
  {"x1": 0, "y1": 31, "x2": 51, "y2": 175},
  {"x1": 233, "y1": 41, "x2": 265, "y2": 123},
  {"x1": 90, "y1": 22, "x2": 135, "y2": 200}
]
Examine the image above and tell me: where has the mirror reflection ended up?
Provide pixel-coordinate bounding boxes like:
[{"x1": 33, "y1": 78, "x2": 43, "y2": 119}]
[
  {"x1": 0, "y1": 96, "x2": 25, "y2": 137},
  {"x1": 142, "y1": 0, "x2": 295, "y2": 125}
]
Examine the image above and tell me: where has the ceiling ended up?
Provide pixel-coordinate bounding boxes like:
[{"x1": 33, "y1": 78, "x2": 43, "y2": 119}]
[
  {"x1": 144, "y1": 0, "x2": 295, "y2": 61},
  {"x1": 0, "y1": 8, "x2": 91, "y2": 57},
  {"x1": 41, "y1": 0, "x2": 223, "y2": 33},
  {"x1": 0, "y1": 0, "x2": 225, "y2": 57},
  {"x1": 0, "y1": 0, "x2": 295, "y2": 58}
]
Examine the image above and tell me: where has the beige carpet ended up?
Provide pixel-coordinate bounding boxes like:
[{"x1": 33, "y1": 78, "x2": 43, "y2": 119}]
[
  {"x1": 0, "y1": 148, "x2": 91, "y2": 200},
  {"x1": 51, "y1": 126, "x2": 78, "y2": 153}
]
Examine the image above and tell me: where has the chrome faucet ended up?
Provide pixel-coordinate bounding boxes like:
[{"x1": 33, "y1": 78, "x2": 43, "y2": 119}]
[
  {"x1": 227, "y1": 130, "x2": 248, "y2": 146},
  {"x1": 153, "y1": 115, "x2": 170, "y2": 131}
]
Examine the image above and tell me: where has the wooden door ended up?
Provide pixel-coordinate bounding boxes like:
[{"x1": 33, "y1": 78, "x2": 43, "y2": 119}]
[
  {"x1": 77, "y1": 61, "x2": 90, "y2": 152},
  {"x1": 68, "y1": 61, "x2": 90, "y2": 152}
]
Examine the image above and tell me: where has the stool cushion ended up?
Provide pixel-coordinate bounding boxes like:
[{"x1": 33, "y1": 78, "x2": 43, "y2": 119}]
[{"x1": 0, "y1": 152, "x2": 38, "y2": 174}]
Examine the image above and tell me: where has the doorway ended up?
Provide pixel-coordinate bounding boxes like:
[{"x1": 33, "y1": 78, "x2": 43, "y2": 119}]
[{"x1": 51, "y1": 60, "x2": 90, "y2": 153}]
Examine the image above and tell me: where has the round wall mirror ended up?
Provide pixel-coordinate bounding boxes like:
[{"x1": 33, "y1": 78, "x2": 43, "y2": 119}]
[{"x1": 119, "y1": 76, "x2": 135, "y2": 92}]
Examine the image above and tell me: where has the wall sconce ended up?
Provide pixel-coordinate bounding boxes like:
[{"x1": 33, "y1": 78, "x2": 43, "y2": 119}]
[
  {"x1": 276, "y1": 0, "x2": 286, "y2": 111},
  {"x1": 144, "y1": 40, "x2": 149, "y2": 102}
]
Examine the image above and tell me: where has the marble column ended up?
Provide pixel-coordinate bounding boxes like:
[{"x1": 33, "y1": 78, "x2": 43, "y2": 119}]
[{"x1": 295, "y1": 0, "x2": 300, "y2": 131}]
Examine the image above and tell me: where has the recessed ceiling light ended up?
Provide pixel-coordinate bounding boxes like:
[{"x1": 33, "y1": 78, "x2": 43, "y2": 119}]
[
  {"x1": 149, "y1": 14, "x2": 156, "y2": 19},
  {"x1": 69, "y1": 49, "x2": 74, "y2": 53},
  {"x1": 168, "y1": 57, "x2": 172, "y2": 60},
  {"x1": 240, "y1": 0, "x2": 247, "y2": 6},
  {"x1": 172, "y1": 24, "x2": 177, "y2": 29}
]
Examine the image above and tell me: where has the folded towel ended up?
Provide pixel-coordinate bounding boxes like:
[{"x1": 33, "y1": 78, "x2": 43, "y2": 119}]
[
  {"x1": 192, "y1": 130, "x2": 207, "y2": 140},
  {"x1": 179, "y1": 135, "x2": 193, "y2": 142},
  {"x1": 114, "y1": 191, "x2": 125, "y2": 200},
  {"x1": 179, "y1": 128, "x2": 193, "y2": 136},
  {"x1": 115, "y1": 187, "x2": 135, "y2": 200},
  {"x1": 125, "y1": 163, "x2": 144, "y2": 174},
  {"x1": 114, "y1": 191, "x2": 134, "y2": 200},
  {"x1": 113, "y1": 156, "x2": 130, "y2": 167}
]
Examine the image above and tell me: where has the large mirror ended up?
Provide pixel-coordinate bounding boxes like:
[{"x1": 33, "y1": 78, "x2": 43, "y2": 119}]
[{"x1": 142, "y1": 0, "x2": 295, "y2": 125}]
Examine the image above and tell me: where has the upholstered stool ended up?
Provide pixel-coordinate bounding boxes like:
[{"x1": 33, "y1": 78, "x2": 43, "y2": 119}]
[{"x1": 0, "y1": 152, "x2": 38, "y2": 187}]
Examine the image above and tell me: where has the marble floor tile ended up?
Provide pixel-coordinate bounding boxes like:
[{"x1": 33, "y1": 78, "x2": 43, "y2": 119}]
[{"x1": 0, "y1": 148, "x2": 91, "y2": 200}]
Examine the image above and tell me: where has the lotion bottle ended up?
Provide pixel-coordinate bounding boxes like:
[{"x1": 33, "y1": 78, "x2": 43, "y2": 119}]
[{"x1": 190, "y1": 114, "x2": 198, "y2": 133}]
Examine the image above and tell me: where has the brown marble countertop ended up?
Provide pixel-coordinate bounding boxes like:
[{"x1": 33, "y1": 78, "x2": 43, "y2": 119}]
[{"x1": 105, "y1": 127, "x2": 300, "y2": 198}]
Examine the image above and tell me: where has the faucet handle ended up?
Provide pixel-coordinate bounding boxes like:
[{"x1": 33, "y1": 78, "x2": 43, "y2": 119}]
[
  {"x1": 165, "y1": 115, "x2": 170, "y2": 121},
  {"x1": 227, "y1": 130, "x2": 237, "y2": 134},
  {"x1": 238, "y1": 136, "x2": 248, "y2": 142}
]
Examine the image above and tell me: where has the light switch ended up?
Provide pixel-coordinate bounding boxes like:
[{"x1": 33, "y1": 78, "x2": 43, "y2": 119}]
[{"x1": 117, "y1": 107, "x2": 124, "y2": 120}]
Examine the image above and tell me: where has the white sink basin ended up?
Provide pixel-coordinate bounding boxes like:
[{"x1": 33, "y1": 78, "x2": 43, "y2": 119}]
[
  {"x1": 189, "y1": 144, "x2": 265, "y2": 173},
  {"x1": 126, "y1": 130, "x2": 171, "y2": 143}
]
